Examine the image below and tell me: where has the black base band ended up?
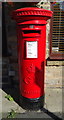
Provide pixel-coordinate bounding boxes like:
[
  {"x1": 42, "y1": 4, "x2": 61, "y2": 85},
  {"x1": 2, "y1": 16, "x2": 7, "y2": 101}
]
[{"x1": 20, "y1": 95, "x2": 44, "y2": 110}]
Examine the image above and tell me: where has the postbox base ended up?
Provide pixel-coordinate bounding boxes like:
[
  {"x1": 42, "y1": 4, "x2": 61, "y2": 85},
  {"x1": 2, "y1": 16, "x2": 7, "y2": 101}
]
[{"x1": 20, "y1": 95, "x2": 44, "y2": 110}]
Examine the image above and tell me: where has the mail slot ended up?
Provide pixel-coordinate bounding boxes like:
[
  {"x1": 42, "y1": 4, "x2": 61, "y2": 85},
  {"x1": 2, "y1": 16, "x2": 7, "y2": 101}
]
[{"x1": 22, "y1": 29, "x2": 41, "y2": 37}]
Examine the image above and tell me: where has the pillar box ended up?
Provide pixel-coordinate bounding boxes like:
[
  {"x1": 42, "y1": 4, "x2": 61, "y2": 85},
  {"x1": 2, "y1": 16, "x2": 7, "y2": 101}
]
[{"x1": 12, "y1": 7, "x2": 53, "y2": 110}]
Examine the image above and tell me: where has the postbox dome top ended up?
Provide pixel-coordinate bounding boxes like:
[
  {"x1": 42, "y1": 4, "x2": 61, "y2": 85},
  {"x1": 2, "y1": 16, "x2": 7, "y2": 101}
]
[{"x1": 12, "y1": 7, "x2": 53, "y2": 19}]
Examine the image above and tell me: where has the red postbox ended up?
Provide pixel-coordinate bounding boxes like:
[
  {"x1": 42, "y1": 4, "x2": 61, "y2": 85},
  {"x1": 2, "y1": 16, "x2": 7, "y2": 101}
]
[{"x1": 12, "y1": 7, "x2": 53, "y2": 110}]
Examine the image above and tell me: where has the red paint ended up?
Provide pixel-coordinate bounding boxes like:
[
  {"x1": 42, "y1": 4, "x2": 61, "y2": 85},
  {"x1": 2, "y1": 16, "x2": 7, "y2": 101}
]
[
  {"x1": 12, "y1": 7, "x2": 53, "y2": 99},
  {"x1": 52, "y1": 2, "x2": 56, "y2": 4}
]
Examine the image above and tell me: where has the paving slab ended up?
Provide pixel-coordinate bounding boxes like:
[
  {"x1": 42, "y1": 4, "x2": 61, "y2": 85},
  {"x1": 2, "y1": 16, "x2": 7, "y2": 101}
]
[
  {"x1": 0, "y1": 87, "x2": 62, "y2": 119},
  {"x1": 0, "y1": 66, "x2": 63, "y2": 119}
]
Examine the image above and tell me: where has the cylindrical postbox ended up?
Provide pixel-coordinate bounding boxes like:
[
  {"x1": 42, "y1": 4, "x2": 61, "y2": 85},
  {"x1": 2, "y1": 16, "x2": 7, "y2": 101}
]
[{"x1": 12, "y1": 7, "x2": 53, "y2": 110}]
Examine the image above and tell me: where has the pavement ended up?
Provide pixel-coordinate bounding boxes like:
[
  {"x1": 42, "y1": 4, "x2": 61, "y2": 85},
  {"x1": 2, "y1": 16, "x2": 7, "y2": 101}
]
[{"x1": 0, "y1": 66, "x2": 64, "y2": 119}]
